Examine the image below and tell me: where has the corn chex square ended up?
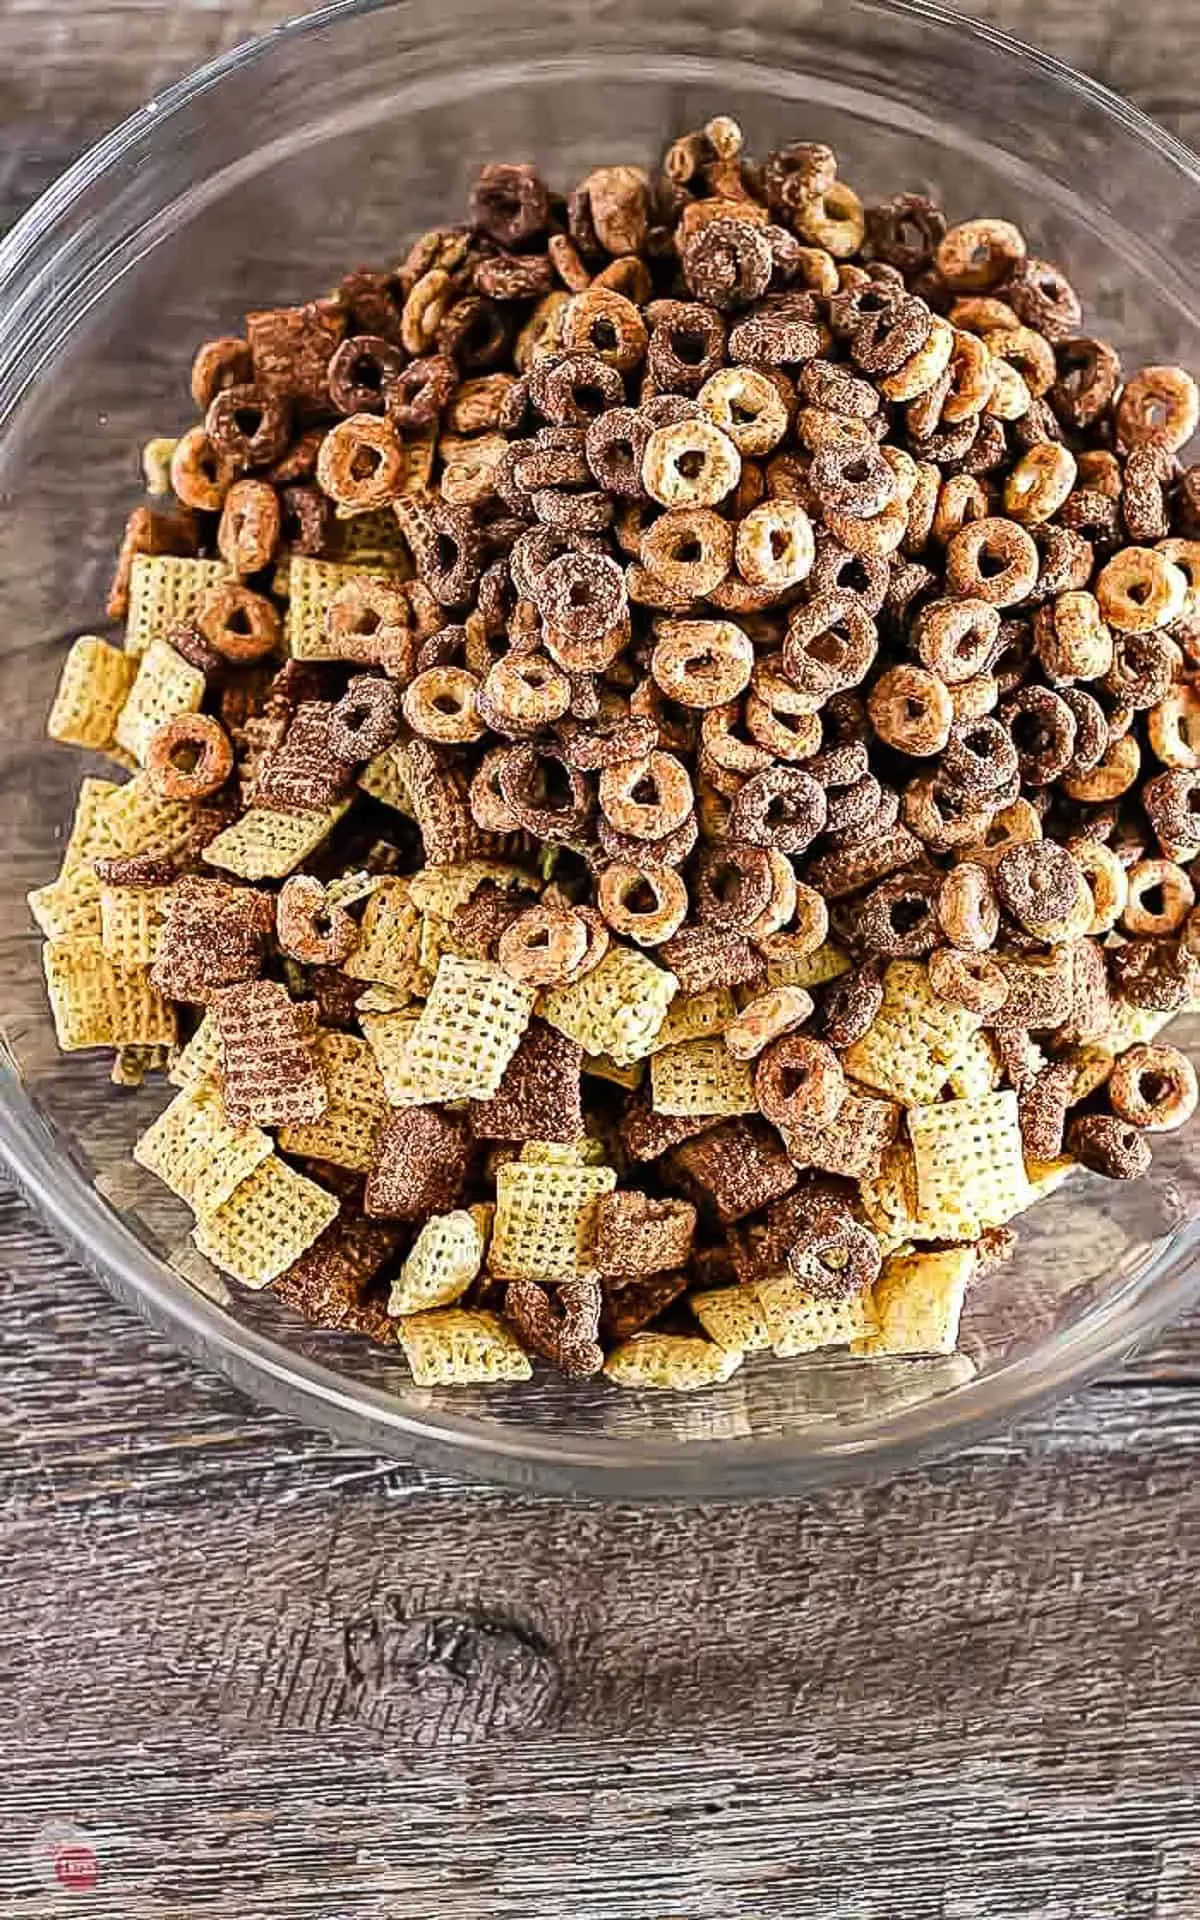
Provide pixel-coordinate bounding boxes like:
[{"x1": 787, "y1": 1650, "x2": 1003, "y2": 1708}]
[
  {"x1": 125, "y1": 553, "x2": 229, "y2": 656},
  {"x1": 755, "y1": 1270, "x2": 879, "y2": 1357},
  {"x1": 908, "y1": 1089, "x2": 1033, "y2": 1233},
  {"x1": 604, "y1": 1333, "x2": 743, "y2": 1391},
  {"x1": 358, "y1": 1006, "x2": 422, "y2": 1105},
  {"x1": 859, "y1": 1142, "x2": 975, "y2": 1250},
  {"x1": 284, "y1": 555, "x2": 403, "y2": 659},
  {"x1": 359, "y1": 743, "x2": 415, "y2": 814},
  {"x1": 648, "y1": 987, "x2": 737, "y2": 1053},
  {"x1": 386, "y1": 1209, "x2": 485, "y2": 1316},
  {"x1": 689, "y1": 1283, "x2": 772, "y2": 1353},
  {"x1": 96, "y1": 773, "x2": 198, "y2": 861},
  {"x1": 650, "y1": 1037, "x2": 755, "y2": 1118},
  {"x1": 47, "y1": 635, "x2": 139, "y2": 752},
  {"x1": 192, "y1": 1155, "x2": 340, "y2": 1289},
  {"x1": 853, "y1": 1246, "x2": 976, "y2": 1356},
  {"x1": 278, "y1": 1030, "x2": 389, "y2": 1170},
  {"x1": 28, "y1": 862, "x2": 103, "y2": 943},
  {"x1": 336, "y1": 506, "x2": 412, "y2": 564},
  {"x1": 541, "y1": 947, "x2": 678, "y2": 1067},
  {"x1": 843, "y1": 959, "x2": 982, "y2": 1105},
  {"x1": 168, "y1": 1012, "x2": 222, "y2": 1088},
  {"x1": 407, "y1": 861, "x2": 530, "y2": 920},
  {"x1": 489, "y1": 1156, "x2": 617, "y2": 1279},
  {"x1": 43, "y1": 936, "x2": 176, "y2": 1051},
  {"x1": 62, "y1": 777, "x2": 122, "y2": 868},
  {"x1": 385, "y1": 954, "x2": 534, "y2": 1104},
  {"x1": 100, "y1": 884, "x2": 169, "y2": 968},
  {"x1": 395, "y1": 1307, "x2": 532, "y2": 1386},
  {"x1": 113, "y1": 637, "x2": 207, "y2": 766},
  {"x1": 342, "y1": 876, "x2": 425, "y2": 995},
  {"x1": 763, "y1": 940, "x2": 851, "y2": 990},
  {"x1": 133, "y1": 1077, "x2": 273, "y2": 1217},
  {"x1": 202, "y1": 802, "x2": 349, "y2": 880}
]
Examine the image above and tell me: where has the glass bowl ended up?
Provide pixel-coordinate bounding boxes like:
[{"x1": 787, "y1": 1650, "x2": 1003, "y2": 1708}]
[{"x1": 3, "y1": 0, "x2": 1200, "y2": 1499}]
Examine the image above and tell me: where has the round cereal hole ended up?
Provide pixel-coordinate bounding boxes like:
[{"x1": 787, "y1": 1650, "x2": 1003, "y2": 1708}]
[
  {"x1": 728, "y1": 763, "x2": 828, "y2": 855},
  {"x1": 196, "y1": 581, "x2": 281, "y2": 663},
  {"x1": 755, "y1": 1032, "x2": 846, "y2": 1130},
  {"x1": 936, "y1": 217, "x2": 1027, "y2": 292},
  {"x1": 598, "y1": 750, "x2": 694, "y2": 840},
  {"x1": 699, "y1": 366, "x2": 790, "y2": 455}
]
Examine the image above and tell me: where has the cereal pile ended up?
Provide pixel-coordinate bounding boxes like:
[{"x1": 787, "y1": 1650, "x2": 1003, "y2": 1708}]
[{"x1": 34, "y1": 116, "x2": 1200, "y2": 1391}]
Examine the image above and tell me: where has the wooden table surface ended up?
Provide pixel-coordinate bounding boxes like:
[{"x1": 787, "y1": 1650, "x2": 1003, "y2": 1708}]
[{"x1": 3, "y1": 2, "x2": 1200, "y2": 1913}]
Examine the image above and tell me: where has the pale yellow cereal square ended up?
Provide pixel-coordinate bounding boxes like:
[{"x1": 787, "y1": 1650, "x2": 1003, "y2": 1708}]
[
  {"x1": 908, "y1": 1090, "x2": 1033, "y2": 1233},
  {"x1": 28, "y1": 863, "x2": 103, "y2": 943},
  {"x1": 192, "y1": 1156, "x2": 339, "y2": 1289},
  {"x1": 649, "y1": 987, "x2": 737, "y2": 1052},
  {"x1": 43, "y1": 936, "x2": 175, "y2": 1052},
  {"x1": 490, "y1": 1157, "x2": 617, "y2": 1280},
  {"x1": 407, "y1": 861, "x2": 531, "y2": 920},
  {"x1": 855, "y1": 1246, "x2": 977, "y2": 1356},
  {"x1": 395, "y1": 1307, "x2": 532, "y2": 1386},
  {"x1": 202, "y1": 802, "x2": 349, "y2": 880},
  {"x1": 764, "y1": 941, "x2": 852, "y2": 990},
  {"x1": 541, "y1": 947, "x2": 677, "y2": 1067},
  {"x1": 386, "y1": 954, "x2": 534, "y2": 1104},
  {"x1": 387, "y1": 1209, "x2": 485, "y2": 1316},
  {"x1": 284, "y1": 555, "x2": 405, "y2": 660},
  {"x1": 342, "y1": 876, "x2": 426, "y2": 994},
  {"x1": 755, "y1": 1270, "x2": 879, "y2": 1357},
  {"x1": 114, "y1": 637, "x2": 207, "y2": 765},
  {"x1": 690, "y1": 1283, "x2": 772, "y2": 1353},
  {"x1": 96, "y1": 772, "x2": 198, "y2": 861},
  {"x1": 650, "y1": 1037, "x2": 755, "y2": 1118},
  {"x1": 125, "y1": 554, "x2": 229, "y2": 656},
  {"x1": 359, "y1": 743, "x2": 415, "y2": 814},
  {"x1": 843, "y1": 959, "x2": 982, "y2": 1105},
  {"x1": 168, "y1": 1012, "x2": 222, "y2": 1088},
  {"x1": 99, "y1": 884, "x2": 168, "y2": 968},
  {"x1": 47, "y1": 635, "x2": 138, "y2": 751},
  {"x1": 62, "y1": 777, "x2": 122, "y2": 869},
  {"x1": 359, "y1": 1006, "x2": 423, "y2": 1105},
  {"x1": 134, "y1": 1077, "x2": 273, "y2": 1217},
  {"x1": 278, "y1": 1030, "x2": 389, "y2": 1171},
  {"x1": 604, "y1": 1333, "x2": 743, "y2": 1391}
]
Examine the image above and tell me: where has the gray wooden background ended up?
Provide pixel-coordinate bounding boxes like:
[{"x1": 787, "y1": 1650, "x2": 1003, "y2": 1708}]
[{"x1": 2, "y1": 2, "x2": 1199, "y2": 1914}]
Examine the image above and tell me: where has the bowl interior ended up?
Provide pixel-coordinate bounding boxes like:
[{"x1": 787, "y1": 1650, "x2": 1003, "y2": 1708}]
[{"x1": 3, "y1": 0, "x2": 1200, "y2": 1491}]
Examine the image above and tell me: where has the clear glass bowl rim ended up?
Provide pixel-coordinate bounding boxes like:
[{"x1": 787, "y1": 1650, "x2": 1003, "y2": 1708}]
[{"x1": 4, "y1": 0, "x2": 1200, "y2": 1498}]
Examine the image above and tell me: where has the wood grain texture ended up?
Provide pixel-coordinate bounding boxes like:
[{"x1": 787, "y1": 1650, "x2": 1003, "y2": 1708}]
[{"x1": 2, "y1": 1, "x2": 1200, "y2": 1913}]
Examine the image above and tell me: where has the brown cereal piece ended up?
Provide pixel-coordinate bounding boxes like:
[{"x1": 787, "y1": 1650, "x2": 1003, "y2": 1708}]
[
  {"x1": 246, "y1": 299, "x2": 345, "y2": 411},
  {"x1": 99, "y1": 883, "x2": 169, "y2": 968},
  {"x1": 803, "y1": 825, "x2": 925, "y2": 901},
  {"x1": 114, "y1": 638, "x2": 207, "y2": 766},
  {"x1": 1108, "y1": 1041, "x2": 1198, "y2": 1133},
  {"x1": 401, "y1": 737, "x2": 479, "y2": 865},
  {"x1": 342, "y1": 876, "x2": 426, "y2": 996},
  {"x1": 663, "y1": 1115, "x2": 798, "y2": 1224},
  {"x1": 593, "y1": 1190, "x2": 697, "y2": 1279},
  {"x1": 252, "y1": 702, "x2": 355, "y2": 812},
  {"x1": 212, "y1": 978, "x2": 327, "y2": 1129},
  {"x1": 843, "y1": 959, "x2": 982, "y2": 1104},
  {"x1": 854, "y1": 1246, "x2": 976, "y2": 1356},
  {"x1": 650, "y1": 1037, "x2": 756, "y2": 1118},
  {"x1": 192, "y1": 1155, "x2": 340, "y2": 1289},
  {"x1": 689, "y1": 1283, "x2": 771, "y2": 1353},
  {"x1": 489, "y1": 1155, "x2": 617, "y2": 1279},
  {"x1": 151, "y1": 874, "x2": 273, "y2": 1004},
  {"x1": 1017, "y1": 1059, "x2": 1077, "y2": 1161},
  {"x1": 467, "y1": 1018, "x2": 584, "y2": 1142},
  {"x1": 43, "y1": 936, "x2": 176, "y2": 1051},
  {"x1": 278, "y1": 1030, "x2": 390, "y2": 1171},
  {"x1": 395, "y1": 1307, "x2": 533, "y2": 1387},
  {"x1": 908, "y1": 1089, "x2": 1033, "y2": 1232},
  {"x1": 993, "y1": 945, "x2": 1076, "y2": 1029},
  {"x1": 500, "y1": 1273, "x2": 605, "y2": 1379},
  {"x1": 387, "y1": 1208, "x2": 486, "y2": 1315},
  {"x1": 541, "y1": 946, "x2": 677, "y2": 1066},
  {"x1": 272, "y1": 1210, "x2": 402, "y2": 1338},
  {"x1": 658, "y1": 925, "x2": 764, "y2": 995},
  {"x1": 125, "y1": 554, "x2": 230, "y2": 656},
  {"x1": 202, "y1": 801, "x2": 349, "y2": 880},
  {"x1": 600, "y1": 1270, "x2": 689, "y2": 1342},
  {"x1": 47, "y1": 636, "x2": 138, "y2": 752},
  {"x1": 782, "y1": 1088, "x2": 901, "y2": 1181},
  {"x1": 133, "y1": 1077, "x2": 273, "y2": 1217},
  {"x1": 388, "y1": 954, "x2": 535, "y2": 1104},
  {"x1": 365, "y1": 1105, "x2": 473, "y2": 1220},
  {"x1": 755, "y1": 1269, "x2": 878, "y2": 1357},
  {"x1": 620, "y1": 1098, "x2": 716, "y2": 1162},
  {"x1": 603, "y1": 1333, "x2": 742, "y2": 1391}
]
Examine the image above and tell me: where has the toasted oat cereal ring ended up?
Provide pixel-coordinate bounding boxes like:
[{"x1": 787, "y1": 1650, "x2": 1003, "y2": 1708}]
[
  {"x1": 1108, "y1": 1042, "x2": 1198, "y2": 1133},
  {"x1": 724, "y1": 985, "x2": 814, "y2": 1062},
  {"x1": 323, "y1": 576, "x2": 418, "y2": 675},
  {"x1": 206, "y1": 383, "x2": 292, "y2": 469},
  {"x1": 1116, "y1": 365, "x2": 1200, "y2": 453},
  {"x1": 1143, "y1": 767, "x2": 1200, "y2": 855},
  {"x1": 498, "y1": 902, "x2": 590, "y2": 987},
  {"x1": 651, "y1": 618, "x2": 754, "y2": 709},
  {"x1": 146, "y1": 712, "x2": 234, "y2": 802},
  {"x1": 857, "y1": 871, "x2": 942, "y2": 957},
  {"x1": 822, "y1": 495, "x2": 908, "y2": 559},
  {"x1": 931, "y1": 472, "x2": 989, "y2": 546},
  {"x1": 755, "y1": 1032, "x2": 845, "y2": 1130},
  {"x1": 279, "y1": 482, "x2": 333, "y2": 558},
  {"x1": 217, "y1": 478, "x2": 281, "y2": 575},
  {"x1": 190, "y1": 334, "x2": 253, "y2": 411},
  {"x1": 939, "y1": 716, "x2": 1019, "y2": 806},
  {"x1": 504, "y1": 1276, "x2": 603, "y2": 1380},
  {"x1": 584, "y1": 406, "x2": 654, "y2": 499},
  {"x1": 1003, "y1": 443, "x2": 1078, "y2": 526},
  {"x1": 937, "y1": 328, "x2": 995, "y2": 423},
  {"x1": 560, "y1": 287, "x2": 648, "y2": 371},
  {"x1": 531, "y1": 353, "x2": 626, "y2": 430},
  {"x1": 984, "y1": 356, "x2": 1032, "y2": 421},
  {"x1": 698, "y1": 366, "x2": 790, "y2": 456},
  {"x1": 481, "y1": 651, "x2": 572, "y2": 733},
  {"x1": 170, "y1": 426, "x2": 237, "y2": 513},
  {"x1": 328, "y1": 674, "x2": 402, "y2": 761},
  {"x1": 640, "y1": 509, "x2": 734, "y2": 599},
  {"x1": 642, "y1": 418, "x2": 741, "y2": 510},
  {"x1": 878, "y1": 313, "x2": 955, "y2": 403},
  {"x1": 791, "y1": 181, "x2": 865, "y2": 257},
  {"x1": 1122, "y1": 858, "x2": 1195, "y2": 936},
  {"x1": 597, "y1": 861, "x2": 688, "y2": 947},
  {"x1": 1103, "y1": 629, "x2": 1178, "y2": 714},
  {"x1": 1033, "y1": 590, "x2": 1112, "y2": 683},
  {"x1": 744, "y1": 661, "x2": 823, "y2": 762},
  {"x1": 809, "y1": 439, "x2": 897, "y2": 521},
  {"x1": 937, "y1": 860, "x2": 999, "y2": 951},
  {"x1": 316, "y1": 413, "x2": 406, "y2": 512},
  {"x1": 961, "y1": 796, "x2": 1042, "y2": 868},
  {"x1": 598, "y1": 751, "x2": 693, "y2": 840},
  {"x1": 746, "y1": 847, "x2": 799, "y2": 940},
  {"x1": 728, "y1": 763, "x2": 827, "y2": 856},
  {"x1": 275, "y1": 873, "x2": 357, "y2": 966},
  {"x1": 1062, "y1": 731, "x2": 1141, "y2": 803},
  {"x1": 944, "y1": 518, "x2": 1040, "y2": 607},
  {"x1": 1048, "y1": 336, "x2": 1120, "y2": 429},
  {"x1": 935, "y1": 217, "x2": 1026, "y2": 292},
  {"x1": 787, "y1": 1210, "x2": 881, "y2": 1298},
  {"x1": 402, "y1": 665, "x2": 486, "y2": 744},
  {"x1": 325, "y1": 333, "x2": 406, "y2": 414},
  {"x1": 535, "y1": 548, "x2": 628, "y2": 655},
  {"x1": 901, "y1": 771, "x2": 995, "y2": 852},
  {"x1": 469, "y1": 749, "x2": 523, "y2": 833},
  {"x1": 681, "y1": 214, "x2": 774, "y2": 309},
  {"x1": 995, "y1": 839, "x2": 1083, "y2": 934},
  {"x1": 783, "y1": 592, "x2": 877, "y2": 698},
  {"x1": 1148, "y1": 683, "x2": 1200, "y2": 770},
  {"x1": 928, "y1": 945, "x2": 1008, "y2": 1017},
  {"x1": 995, "y1": 683, "x2": 1075, "y2": 786},
  {"x1": 1068, "y1": 1111, "x2": 1153, "y2": 1179},
  {"x1": 814, "y1": 959, "x2": 882, "y2": 1048},
  {"x1": 645, "y1": 299, "x2": 727, "y2": 394},
  {"x1": 1095, "y1": 546, "x2": 1188, "y2": 634},
  {"x1": 867, "y1": 664, "x2": 953, "y2": 756},
  {"x1": 196, "y1": 581, "x2": 281, "y2": 663},
  {"x1": 735, "y1": 501, "x2": 816, "y2": 594},
  {"x1": 385, "y1": 351, "x2": 459, "y2": 431},
  {"x1": 1066, "y1": 836, "x2": 1128, "y2": 934},
  {"x1": 693, "y1": 840, "x2": 774, "y2": 932},
  {"x1": 913, "y1": 596, "x2": 1001, "y2": 683}
]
